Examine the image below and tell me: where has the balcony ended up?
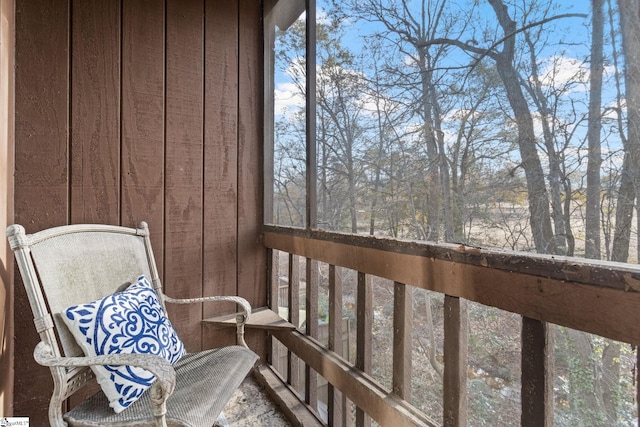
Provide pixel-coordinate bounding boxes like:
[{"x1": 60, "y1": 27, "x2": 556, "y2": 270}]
[
  {"x1": 3, "y1": 1, "x2": 640, "y2": 425},
  {"x1": 209, "y1": 225, "x2": 640, "y2": 426}
]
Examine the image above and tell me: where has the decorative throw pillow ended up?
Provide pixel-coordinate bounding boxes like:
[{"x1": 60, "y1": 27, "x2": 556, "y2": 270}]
[{"x1": 62, "y1": 275, "x2": 186, "y2": 413}]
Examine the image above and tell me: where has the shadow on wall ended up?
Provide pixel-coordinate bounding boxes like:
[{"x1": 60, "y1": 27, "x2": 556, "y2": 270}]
[{"x1": 0, "y1": 255, "x2": 13, "y2": 417}]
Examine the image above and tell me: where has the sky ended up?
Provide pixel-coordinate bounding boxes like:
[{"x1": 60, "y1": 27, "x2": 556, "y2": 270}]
[{"x1": 272, "y1": 0, "x2": 625, "y2": 173}]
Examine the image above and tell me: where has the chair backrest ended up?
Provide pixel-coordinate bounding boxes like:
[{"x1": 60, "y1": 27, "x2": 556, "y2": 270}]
[{"x1": 7, "y1": 222, "x2": 162, "y2": 397}]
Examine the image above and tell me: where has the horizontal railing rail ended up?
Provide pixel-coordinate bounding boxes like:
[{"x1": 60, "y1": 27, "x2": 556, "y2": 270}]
[{"x1": 262, "y1": 225, "x2": 640, "y2": 427}]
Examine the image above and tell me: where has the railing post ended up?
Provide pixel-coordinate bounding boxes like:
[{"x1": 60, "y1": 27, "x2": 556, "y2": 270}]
[
  {"x1": 288, "y1": 254, "x2": 301, "y2": 391},
  {"x1": 305, "y1": 258, "x2": 318, "y2": 409},
  {"x1": 328, "y1": 265, "x2": 345, "y2": 427},
  {"x1": 443, "y1": 295, "x2": 468, "y2": 427},
  {"x1": 521, "y1": 317, "x2": 553, "y2": 427},
  {"x1": 356, "y1": 272, "x2": 372, "y2": 427},
  {"x1": 268, "y1": 248, "x2": 278, "y2": 366},
  {"x1": 393, "y1": 282, "x2": 413, "y2": 400},
  {"x1": 264, "y1": 227, "x2": 640, "y2": 427}
]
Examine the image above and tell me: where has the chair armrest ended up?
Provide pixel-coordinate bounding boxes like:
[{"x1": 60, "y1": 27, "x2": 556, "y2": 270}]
[
  {"x1": 34, "y1": 341, "x2": 176, "y2": 401},
  {"x1": 164, "y1": 295, "x2": 252, "y2": 348}
]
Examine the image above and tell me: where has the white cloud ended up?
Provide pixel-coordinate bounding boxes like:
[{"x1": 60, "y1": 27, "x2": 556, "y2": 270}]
[
  {"x1": 274, "y1": 81, "x2": 305, "y2": 117},
  {"x1": 536, "y1": 55, "x2": 615, "y2": 94},
  {"x1": 537, "y1": 56, "x2": 588, "y2": 92},
  {"x1": 602, "y1": 98, "x2": 626, "y2": 121}
]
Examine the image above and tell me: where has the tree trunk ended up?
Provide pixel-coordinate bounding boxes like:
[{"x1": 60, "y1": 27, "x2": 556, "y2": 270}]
[
  {"x1": 420, "y1": 51, "x2": 441, "y2": 242},
  {"x1": 599, "y1": 341, "x2": 621, "y2": 423},
  {"x1": 524, "y1": 31, "x2": 568, "y2": 255},
  {"x1": 349, "y1": 165, "x2": 358, "y2": 233},
  {"x1": 563, "y1": 179, "x2": 576, "y2": 256},
  {"x1": 422, "y1": 290, "x2": 444, "y2": 379},
  {"x1": 488, "y1": 0, "x2": 557, "y2": 255},
  {"x1": 431, "y1": 83, "x2": 454, "y2": 242},
  {"x1": 619, "y1": 0, "x2": 640, "y2": 260},
  {"x1": 369, "y1": 66, "x2": 388, "y2": 236},
  {"x1": 586, "y1": 0, "x2": 605, "y2": 259},
  {"x1": 565, "y1": 329, "x2": 604, "y2": 426}
]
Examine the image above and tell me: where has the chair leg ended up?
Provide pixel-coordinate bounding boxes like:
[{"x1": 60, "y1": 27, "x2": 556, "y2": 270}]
[{"x1": 150, "y1": 382, "x2": 168, "y2": 427}]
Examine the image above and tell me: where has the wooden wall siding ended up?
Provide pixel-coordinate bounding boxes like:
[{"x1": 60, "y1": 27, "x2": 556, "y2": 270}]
[
  {"x1": 202, "y1": 0, "x2": 240, "y2": 349},
  {"x1": 13, "y1": 0, "x2": 264, "y2": 422},
  {"x1": 70, "y1": 0, "x2": 121, "y2": 224},
  {"x1": 14, "y1": 0, "x2": 69, "y2": 421},
  {"x1": 121, "y1": 0, "x2": 165, "y2": 268},
  {"x1": 238, "y1": 0, "x2": 267, "y2": 355},
  {"x1": 164, "y1": 0, "x2": 205, "y2": 351}
]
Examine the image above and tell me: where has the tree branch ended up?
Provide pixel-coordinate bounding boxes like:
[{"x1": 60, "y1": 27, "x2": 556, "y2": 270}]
[{"x1": 418, "y1": 12, "x2": 587, "y2": 61}]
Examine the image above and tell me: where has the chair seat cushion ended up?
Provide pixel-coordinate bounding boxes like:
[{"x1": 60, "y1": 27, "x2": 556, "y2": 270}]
[
  {"x1": 62, "y1": 275, "x2": 187, "y2": 413},
  {"x1": 64, "y1": 345, "x2": 259, "y2": 427}
]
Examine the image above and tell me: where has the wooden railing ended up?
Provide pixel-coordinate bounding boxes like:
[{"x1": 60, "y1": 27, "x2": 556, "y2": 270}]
[{"x1": 262, "y1": 225, "x2": 640, "y2": 427}]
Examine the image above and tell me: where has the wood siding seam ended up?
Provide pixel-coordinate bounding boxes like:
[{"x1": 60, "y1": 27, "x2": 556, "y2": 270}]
[
  {"x1": 66, "y1": 0, "x2": 72, "y2": 227},
  {"x1": 162, "y1": 0, "x2": 168, "y2": 287},
  {"x1": 200, "y1": 0, "x2": 206, "y2": 347},
  {"x1": 118, "y1": 0, "x2": 122, "y2": 227}
]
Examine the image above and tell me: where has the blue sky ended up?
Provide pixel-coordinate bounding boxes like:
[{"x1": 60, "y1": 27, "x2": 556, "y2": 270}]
[{"x1": 273, "y1": 0, "x2": 624, "y2": 168}]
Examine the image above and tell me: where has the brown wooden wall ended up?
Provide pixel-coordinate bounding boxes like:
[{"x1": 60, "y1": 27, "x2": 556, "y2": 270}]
[
  {"x1": 12, "y1": 0, "x2": 265, "y2": 422},
  {"x1": 1, "y1": 0, "x2": 15, "y2": 417}
]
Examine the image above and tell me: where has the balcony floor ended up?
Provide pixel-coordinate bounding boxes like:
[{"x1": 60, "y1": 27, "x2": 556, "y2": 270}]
[{"x1": 220, "y1": 376, "x2": 292, "y2": 426}]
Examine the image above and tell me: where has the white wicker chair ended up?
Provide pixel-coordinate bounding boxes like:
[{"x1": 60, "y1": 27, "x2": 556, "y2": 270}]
[{"x1": 7, "y1": 221, "x2": 259, "y2": 427}]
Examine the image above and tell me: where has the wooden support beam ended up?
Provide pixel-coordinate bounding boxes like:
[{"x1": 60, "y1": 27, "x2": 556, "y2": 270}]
[
  {"x1": 271, "y1": 329, "x2": 438, "y2": 427},
  {"x1": 328, "y1": 265, "x2": 345, "y2": 427},
  {"x1": 262, "y1": 0, "x2": 276, "y2": 225},
  {"x1": 263, "y1": 226, "x2": 640, "y2": 292},
  {"x1": 305, "y1": 258, "x2": 318, "y2": 409},
  {"x1": 268, "y1": 249, "x2": 279, "y2": 312},
  {"x1": 521, "y1": 317, "x2": 553, "y2": 427},
  {"x1": 263, "y1": 229, "x2": 640, "y2": 346},
  {"x1": 393, "y1": 282, "x2": 413, "y2": 400},
  {"x1": 253, "y1": 364, "x2": 325, "y2": 427},
  {"x1": 268, "y1": 248, "x2": 279, "y2": 365},
  {"x1": 443, "y1": 296, "x2": 467, "y2": 427},
  {"x1": 288, "y1": 254, "x2": 301, "y2": 390},
  {"x1": 356, "y1": 272, "x2": 372, "y2": 427}
]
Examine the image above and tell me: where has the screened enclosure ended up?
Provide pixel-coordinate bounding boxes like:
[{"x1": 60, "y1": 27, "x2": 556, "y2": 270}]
[{"x1": 264, "y1": 1, "x2": 640, "y2": 425}]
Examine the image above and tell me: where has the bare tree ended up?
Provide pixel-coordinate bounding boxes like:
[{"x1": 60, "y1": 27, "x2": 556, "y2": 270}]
[
  {"x1": 486, "y1": 0, "x2": 562, "y2": 254},
  {"x1": 521, "y1": 38, "x2": 574, "y2": 255},
  {"x1": 615, "y1": 0, "x2": 640, "y2": 262},
  {"x1": 586, "y1": 0, "x2": 605, "y2": 259},
  {"x1": 337, "y1": 0, "x2": 457, "y2": 241},
  {"x1": 362, "y1": 43, "x2": 402, "y2": 236},
  {"x1": 419, "y1": 0, "x2": 576, "y2": 254},
  {"x1": 585, "y1": 5, "x2": 623, "y2": 422}
]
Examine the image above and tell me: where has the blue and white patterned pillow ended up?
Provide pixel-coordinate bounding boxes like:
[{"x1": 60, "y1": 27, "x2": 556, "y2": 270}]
[{"x1": 62, "y1": 275, "x2": 186, "y2": 413}]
